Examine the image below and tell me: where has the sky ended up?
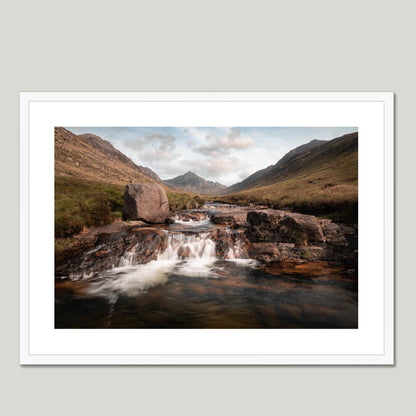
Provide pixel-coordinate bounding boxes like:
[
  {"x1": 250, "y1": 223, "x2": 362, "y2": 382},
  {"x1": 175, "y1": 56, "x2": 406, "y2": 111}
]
[{"x1": 66, "y1": 127, "x2": 358, "y2": 186}]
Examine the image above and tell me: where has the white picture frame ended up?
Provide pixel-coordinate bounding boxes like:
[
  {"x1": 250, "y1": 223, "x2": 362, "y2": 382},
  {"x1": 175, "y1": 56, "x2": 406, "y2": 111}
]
[{"x1": 20, "y1": 92, "x2": 394, "y2": 365}]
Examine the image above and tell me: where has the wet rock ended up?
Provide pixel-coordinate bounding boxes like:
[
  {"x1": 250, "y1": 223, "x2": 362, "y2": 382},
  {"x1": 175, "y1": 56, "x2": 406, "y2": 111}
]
[
  {"x1": 245, "y1": 209, "x2": 287, "y2": 242},
  {"x1": 230, "y1": 221, "x2": 250, "y2": 229},
  {"x1": 248, "y1": 243, "x2": 280, "y2": 262},
  {"x1": 212, "y1": 228, "x2": 249, "y2": 259},
  {"x1": 175, "y1": 211, "x2": 208, "y2": 221},
  {"x1": 277, "y1": 213, "x2": 325, "y2": 245},
  {"x1": 55, "y1": 224, "x2": 167, "y2": 280},
  {"x1": 211, "y1": 212, "x2": 248, "y2": 225},
  {"x1": 122, "y1": 183, "x2": 169, "y2": 223},
  {"x1": 177, "y1": 246, "x2": 192, "y2": 259}
]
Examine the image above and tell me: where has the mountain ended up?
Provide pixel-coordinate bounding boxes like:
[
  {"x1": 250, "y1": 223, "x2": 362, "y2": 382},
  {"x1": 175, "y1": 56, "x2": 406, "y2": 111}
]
[
  {"x1": 217, "y1": 132, "x2": 358, "y2": 221},
  {"x1": 163, "y1": 171, "x2": 227, "y2": 195},
  {"x1": 141, "y1": 166, "x2": 162, "y2": 182},
  {"x1": 224, "y1": 139, "x2": 326, "y2": 194},
  {"x1": 246, "y1": 132, "x2": 357, "y2": 189},
  {"x1": 55, "y1": 127, "x2": 160, "y2": 186},
  {"x1": 274, "y1": 139, "x2": 327, "y2": 169}
]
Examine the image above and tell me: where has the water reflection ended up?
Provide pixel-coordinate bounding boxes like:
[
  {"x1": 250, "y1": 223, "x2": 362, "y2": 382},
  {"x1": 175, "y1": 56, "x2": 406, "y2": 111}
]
[{"x1": 55, "y1": 259, "x2": 357, "y2": 329}]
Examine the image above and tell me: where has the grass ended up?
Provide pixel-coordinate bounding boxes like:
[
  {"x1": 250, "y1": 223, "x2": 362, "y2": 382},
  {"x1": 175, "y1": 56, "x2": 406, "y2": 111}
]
[
  {"x1": 214, "y1": 158, "x2": 358, "y2": 223},
  {"x1": 55, "y1": 176, "x2": 125, "y2": 238},
  {"x1": 55, "y1": 176, "x2": 207, "y2": 239},
  {"x1": 166, "y1": 191, "x2": 206, "y2": 211},
  {"x1": 215, "y1": 133, "x2": 358, "y2": 223}
]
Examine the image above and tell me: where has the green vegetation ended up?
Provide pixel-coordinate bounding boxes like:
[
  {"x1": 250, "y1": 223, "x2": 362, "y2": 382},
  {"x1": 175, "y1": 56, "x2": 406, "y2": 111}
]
[
  {"x1": 166, "y1": 191, "x2": 206, "y2": 211},
  {"x1": 301, "y1": 248, "x2": 312, "y2": 260},
  {"x1": 215, "y1": 181, "x2": 358, "y2": 223},
  {"x1": 55, "y1": 176, "x2": 125, "y2": 238},
  {"x1": 56, "y1": 177, "x2": 208, "y2": 239}
]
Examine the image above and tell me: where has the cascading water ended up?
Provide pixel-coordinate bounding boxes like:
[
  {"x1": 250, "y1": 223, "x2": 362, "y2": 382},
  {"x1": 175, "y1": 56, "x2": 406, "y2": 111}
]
[
  {"x1": 83, "y1": 224, "x2": 221, "y2": 298},
  {"x1": 158, "y1": 232, "x2": 216, "y2": 261},
  {"x1": 224, "y1": 229, "x2": 258, "y2": 267},
  {"x1": 81, "y1": 215, "x2": 257, "y2": 299},
  {"x1": 158, "y1": 231, "x2": 219, "y2": 277},
  {"x1": 118, "y1": 243, "x2": 139, "y2": 267}
]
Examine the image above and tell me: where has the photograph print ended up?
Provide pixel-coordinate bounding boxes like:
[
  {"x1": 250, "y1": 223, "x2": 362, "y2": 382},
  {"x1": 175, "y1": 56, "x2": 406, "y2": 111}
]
[{"x1": 55, "y1": 126, "x2": 358, "y2": 329}]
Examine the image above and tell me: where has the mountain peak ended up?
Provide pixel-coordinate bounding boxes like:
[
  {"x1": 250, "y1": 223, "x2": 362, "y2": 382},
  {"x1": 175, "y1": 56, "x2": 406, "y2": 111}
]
[{"x1": 164, "y1": 171, "x2": 226, "y2": 195}]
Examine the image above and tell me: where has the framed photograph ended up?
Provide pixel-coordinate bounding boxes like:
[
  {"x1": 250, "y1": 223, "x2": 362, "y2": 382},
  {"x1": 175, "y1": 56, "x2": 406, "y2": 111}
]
[{"x1": 20, "y1": 92, "x2": 394, "y2": 365}]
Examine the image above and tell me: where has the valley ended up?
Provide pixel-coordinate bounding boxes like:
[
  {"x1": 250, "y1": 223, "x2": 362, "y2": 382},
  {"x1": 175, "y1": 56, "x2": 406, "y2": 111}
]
[{"x1": 55, "y1": 127, "x2": 358, "y2": 329}]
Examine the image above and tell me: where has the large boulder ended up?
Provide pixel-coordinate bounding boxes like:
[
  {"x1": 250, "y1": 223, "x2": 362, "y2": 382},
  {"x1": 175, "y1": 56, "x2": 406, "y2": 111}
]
[{"x1": 122, "y1": 183, "x2": 169, "y2": 223}]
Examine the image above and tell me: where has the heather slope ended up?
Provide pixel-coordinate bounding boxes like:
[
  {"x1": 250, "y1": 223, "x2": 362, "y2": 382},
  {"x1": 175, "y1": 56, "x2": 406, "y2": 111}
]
[
  {"x1": 55, "y1": 127, "x2": 160, "y2": 186},
  {"x1": 217, "y1": 133, "x2": 358, "y2": 222}
]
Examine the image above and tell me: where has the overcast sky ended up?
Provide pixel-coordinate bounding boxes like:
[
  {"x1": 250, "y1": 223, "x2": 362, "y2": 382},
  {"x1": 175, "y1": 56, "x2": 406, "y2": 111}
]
[{"x1": 66, "y1": 127, "x2": 358, "y2": 186}]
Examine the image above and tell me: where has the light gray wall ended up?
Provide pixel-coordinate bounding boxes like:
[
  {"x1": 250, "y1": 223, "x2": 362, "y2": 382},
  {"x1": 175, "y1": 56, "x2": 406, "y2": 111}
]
[{"x1": 2, "y1": 1, "x2": 412, "y2": 415}]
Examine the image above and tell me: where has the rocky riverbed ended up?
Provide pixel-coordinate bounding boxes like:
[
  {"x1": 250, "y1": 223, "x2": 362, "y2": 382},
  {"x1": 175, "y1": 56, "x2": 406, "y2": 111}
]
[
  {"x1": 56, "y1": 203, "x2": 358, "y2": 280},
  {"x1": 55, "y1": 203, "x2": 358, "y2": 328}
]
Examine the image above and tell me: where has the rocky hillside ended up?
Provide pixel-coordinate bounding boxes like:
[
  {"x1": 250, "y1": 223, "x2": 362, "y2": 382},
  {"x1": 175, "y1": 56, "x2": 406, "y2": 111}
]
[
  {"x1": 218, "y1": 132, "x2": 358, "y2": 222},
  {"x1": 224, "y1": 138, "x2": 326, "y2": 194},
  {"x1": 141, "y1": 166, "x2": 162, "y2": 182},
  {"x1": 224, "y1": 133, "x2": 357, "y2": 193},
  {"x1": 55, "y1": 127, "x2": 160, "y2": 186},
  {"x1": 164, "y1": 171, "x2": 227, "y2": 195}
]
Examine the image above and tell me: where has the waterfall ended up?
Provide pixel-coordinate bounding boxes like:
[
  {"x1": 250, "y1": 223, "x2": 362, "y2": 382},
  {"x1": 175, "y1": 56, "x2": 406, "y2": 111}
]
[
  {"x1": 226, "y1": 237, "x2": 245, "y2": 259},
  {"x1": 118, "y1": 243, "x2": 138, "y2": 267},
  {"x1": 224, "y1": 229, "x2": 258, "y2": 267},
  {"x1": 78, "y1": 216, "x2": 258, "y2": 298},
  {"x1": 158, "y1": 232, "x2": 216, "y2": 261}
]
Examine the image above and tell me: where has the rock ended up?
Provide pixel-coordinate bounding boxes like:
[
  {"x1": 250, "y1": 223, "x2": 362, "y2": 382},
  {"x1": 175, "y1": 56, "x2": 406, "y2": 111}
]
[
  {"x1": 122, "y1": 183, "x2": 169, "y2": 223},
  {"x1": 247, "y1": 209, "x2": 287, "y2": 226},
  {"x1": 212, "y1": 229, "x2": 249, "y2": 259},
  {"x1": 211, "y1": 212, "x2": 248, "y2": 225},
  {"x1": 277, "y1": 213, "x2": 325, "y2": 245},
  {"x1": 176, "y1": 211, "x2": 207, "y2": 221},
  {"x1": 230, "y1": 221, "x2": 249, "y2": 229},
  {"x1": 299, "y1": 246, "x2": 325, "y2": 261},
  {"x1": 338, "y1": 223, "x2": 358, "y2": 236},
  {"x1": 276, "y1": 243, "x2": 298, "y2": 261},
  {"x1": 277, "y1": 243, "x2": 296, "y2": 250},
  {"x1": 319, "y1": 218, "x2": 332, "y2": 228},
  {"x1": 248, "y1": 243, "x2": 280, "y2": 262},
  {"x1": 55, "y1": 223, "x2": 167, "y2": 280},
  {"x1": 245, "y1": 209, "x2": 287, "y2": 242},
  {"x1": 322, "y1": 222, "x2": 348, "y2": 246}
]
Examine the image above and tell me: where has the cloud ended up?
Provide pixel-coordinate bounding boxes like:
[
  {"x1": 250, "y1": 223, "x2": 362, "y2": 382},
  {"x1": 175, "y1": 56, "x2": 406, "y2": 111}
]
[
  {"x1": 119, "y1": 133, "x2": 178, "y2": 162},
  {"x1": 145, "y1": 133, "x2": 176, "y2": 152},
  {"x1": 190, "y1": 128, "x2": 255, "y2": 156}
]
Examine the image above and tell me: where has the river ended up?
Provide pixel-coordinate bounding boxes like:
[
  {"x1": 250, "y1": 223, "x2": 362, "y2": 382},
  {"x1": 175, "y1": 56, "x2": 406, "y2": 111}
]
[{"x1": 55, "y1": 206, "x2": 358, "y2": 328}]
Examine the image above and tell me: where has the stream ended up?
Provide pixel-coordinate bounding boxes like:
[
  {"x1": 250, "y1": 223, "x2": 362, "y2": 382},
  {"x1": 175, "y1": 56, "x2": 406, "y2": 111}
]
[{"x1": 55, "y1": 205, "x2": 357, "y2": 329}]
